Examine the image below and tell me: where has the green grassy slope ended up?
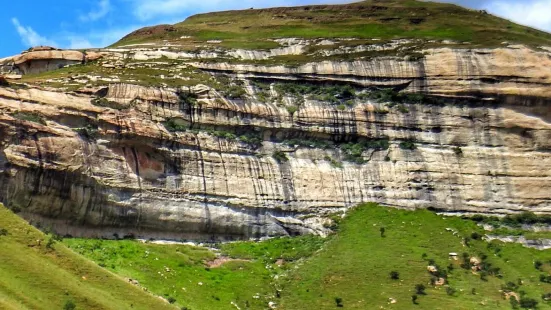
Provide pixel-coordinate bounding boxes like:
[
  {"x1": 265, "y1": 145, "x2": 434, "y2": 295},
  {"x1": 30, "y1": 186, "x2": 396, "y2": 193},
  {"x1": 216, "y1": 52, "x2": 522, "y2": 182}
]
[
  {"x1": 63, "y1": 236, "x2": 325, "y2": 310},
  {"x1": 0, "y1": 205, "x2": 175, "y2": 310},
  {"x1": 64, "y1": 204, "x2": 551, "y2": 310},
  {"x1": 278, "y1": 205, "x2": 551, "y2": 309},
  {"x1": 115, "y1": 0, "x2": 551, "y2": 49}
]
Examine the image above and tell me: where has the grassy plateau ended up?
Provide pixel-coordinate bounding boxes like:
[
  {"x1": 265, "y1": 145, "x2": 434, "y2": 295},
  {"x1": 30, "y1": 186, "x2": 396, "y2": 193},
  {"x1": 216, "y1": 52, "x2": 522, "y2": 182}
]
[{"x1": 115, "y1": 0, "x2": 551, "y2": 49}]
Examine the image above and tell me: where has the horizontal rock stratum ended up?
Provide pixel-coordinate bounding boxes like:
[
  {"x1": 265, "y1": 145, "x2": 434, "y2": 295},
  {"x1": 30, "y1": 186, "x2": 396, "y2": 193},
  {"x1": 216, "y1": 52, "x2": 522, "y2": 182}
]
[{"x1": 1, "y1": 0, "x2": 551, "y2": 240}]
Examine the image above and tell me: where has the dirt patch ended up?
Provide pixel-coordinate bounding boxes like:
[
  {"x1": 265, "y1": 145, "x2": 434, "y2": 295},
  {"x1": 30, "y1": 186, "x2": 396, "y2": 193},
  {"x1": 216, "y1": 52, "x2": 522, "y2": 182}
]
[{"x1": 206, "y1": 257, "x2": 250, "y2": 268}]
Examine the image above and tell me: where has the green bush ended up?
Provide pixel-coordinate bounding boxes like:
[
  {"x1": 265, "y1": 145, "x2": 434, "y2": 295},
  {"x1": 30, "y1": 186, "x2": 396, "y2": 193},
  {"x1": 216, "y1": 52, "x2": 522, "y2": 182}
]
[
  {"x1": 446, "y1": 286, "x2": 457, "y2": 296},
  {"x1": 395, "y1": 104, "x2": 410, "y2": 113},
  {"x1": 177, "y1": 90, "x2": 198, "y2": 106},
  {"x1": 400, "y1": 140, "x2": 417, "y2": 150},
  {"x1": 453, "y1": 147, "x2": 463, "y2": 156},
  {"x1": 540, "y1": 274, "x2": 551, "y2": 283},
  {"x1": 273, "y1": 81, "x2": 355, "y2": 105},
  {"x1": 75, "y1": 124, "x2": 99, "y2": 140},
  {"x1": 224, "y1": 86, "x2": 247, "y2": 99},
  {"x1": 324, "y1": 156, "x2": 343, "y2": 169},
  {"x1": 212, "y1": 130, "x2": 237, "y2": 140},
  {"x1": 390, "y1": 271, "x2": 399, "y2": 280},
  {"x1": 335, "y1": 297, "x2": 343, "y2": 308},
  {"x1": 415, "y1": 284, "x2": 426, "y2": 295},
  {"x1": 63, "y1": 300, "x2": 76, "y2": 310},
  {"x1": 340, "y1": 139, "x2": 389, "y2": 164},
  {"x1": 364, "y1": 88, "x2": 440, "y2": 106},
  {"x1": 163, "y1": 119, "x2": 188, "y2": 132},
  {"x1": 256, "y1": 91, "x2": 271, "y2": 103},
  {"x1": 11, "y1": 112, "x2": 46, "y2": 125},
  {"x1": 0, "y1": 228, "x2": 7, "y2": 236},
  {"x1": 238, "y1": 133, "x2": 263, "y2": 148},
  {"x1": 273, "y1": 151, "x2": 289, "y2": 163},
  {"x1": 167, "y1": 296, "x2": 177, "y2": 304},
  {"x1": 286, "y1": 106, "x2": 298, "y2": 115},
  {"x1": 503, "y1": 212, "x2": 551, "y2": 227},
  {"x1": 511, "y1": 297, "x2": 520, "y2": 309},
  {"x1": 519, "y1": 297, "x2": 538, "y2": 309}
]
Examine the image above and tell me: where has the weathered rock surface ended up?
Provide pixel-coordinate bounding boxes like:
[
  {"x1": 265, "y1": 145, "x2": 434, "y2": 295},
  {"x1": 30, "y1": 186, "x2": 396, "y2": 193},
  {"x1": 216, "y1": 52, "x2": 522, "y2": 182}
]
[
  {"x1": 0, "y1": 43, "x2": 551, "y2": 241},
  {"x1": 0, "y1": 48, "x2": 104, "y2": 75},
  {"x1": 194, "y1": 46, "x2": 551, "y2": 99}
]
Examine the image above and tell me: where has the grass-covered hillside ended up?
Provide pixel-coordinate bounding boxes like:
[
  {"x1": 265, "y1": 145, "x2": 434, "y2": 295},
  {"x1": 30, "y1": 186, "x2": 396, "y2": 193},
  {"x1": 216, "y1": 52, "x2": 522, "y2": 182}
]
[
  {"x1": 0, "y1": 205, "x2": 175, "y2": 310},
  {"x1": 115, "y1": 0, "x2": 551, "y2": 49},
  {"x1": 64, "y1": 204, "x2": 551, "y2": 310}
]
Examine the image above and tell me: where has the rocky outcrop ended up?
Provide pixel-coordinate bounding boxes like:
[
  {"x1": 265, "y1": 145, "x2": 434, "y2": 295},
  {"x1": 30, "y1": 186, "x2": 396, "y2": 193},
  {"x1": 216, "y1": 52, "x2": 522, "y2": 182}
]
[
  {"x1": 0, "y1": 42, "x2": 551, "y2": 241},
  {"x1": 193, "y1": 46, "x2": 551, "y2": 99},
  {"x1": 0, "y1": 48, "x2": 104, "y2": 75}
]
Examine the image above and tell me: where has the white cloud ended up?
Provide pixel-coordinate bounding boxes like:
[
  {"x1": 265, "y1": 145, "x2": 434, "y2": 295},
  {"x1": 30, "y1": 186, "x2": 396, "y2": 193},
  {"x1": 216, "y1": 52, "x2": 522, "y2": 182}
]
[
  {"x1": 80, "y1": 0, "x2": 111, "y2": 22},
  {"x1": 483, "y1": 0, "x2": 551, "y2": 31},
  {"x1": 11, "y1": 18, "x2": 58, "y2": 48},
  {"x1": 63, "y1": 24, "x2": 150, "y2": 49},
  {"x1": 130, "y1": 0, "x2": 354, "y2": 21},
  {"x1": 10, "y1": 17, "x2": 138, "y2": 52}
]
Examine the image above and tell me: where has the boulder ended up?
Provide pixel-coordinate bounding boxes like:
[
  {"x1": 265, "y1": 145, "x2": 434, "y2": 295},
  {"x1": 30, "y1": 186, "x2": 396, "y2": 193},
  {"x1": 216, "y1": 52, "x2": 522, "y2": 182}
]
[{"x1": 13, "y1": 50, "x2": 84, "y2": 74}]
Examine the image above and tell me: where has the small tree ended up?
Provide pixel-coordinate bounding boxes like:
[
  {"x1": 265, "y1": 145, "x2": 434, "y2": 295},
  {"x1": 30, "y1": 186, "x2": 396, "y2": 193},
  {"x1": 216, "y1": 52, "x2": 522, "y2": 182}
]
[
  {"x1": 380, "y1": 227, "x2": 386, "y2": 237},
  {"x1": 335, "y1": 297, "x2": 343, "y2": 308},
  {"x1": 0, "y1": 228, "x2": 7, "y2": 236},
  {"x1": 390, "y1": 271, "x2": 400, "y2": 280},
  {"x1": 519, "y1": 297, "x2": 538, "y2": 309},
  {"x1": 480, "y1": 271, "x2": 488, "y2": 282},
  {"x1": 415, "y1": 284, "x2": 426, "y2": 295},
  {"x1": 412, "y1": 295, "x2": 418, "y2": 304},
  {"x1": 511, "y1": 297, "x2": 520, "y2": 309},
  {"x1": 471, "y1": 232, "x2": 482, "y2": 240},
  {"x1": 63, "y1": 300, "x2": 76, "y2": 310},
  {"x1": 446, "y1": 286, "x2": 457, "y2": 296},
  {"x1": 535, "y1": 260, "x2": 543, "y2": 271}
]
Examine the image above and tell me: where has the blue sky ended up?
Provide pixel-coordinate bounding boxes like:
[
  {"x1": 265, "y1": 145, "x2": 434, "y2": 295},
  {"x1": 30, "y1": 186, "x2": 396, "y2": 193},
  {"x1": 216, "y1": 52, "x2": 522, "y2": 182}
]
[{"x1": 2, "y1": 0, "x2": 551, "y2": 58}]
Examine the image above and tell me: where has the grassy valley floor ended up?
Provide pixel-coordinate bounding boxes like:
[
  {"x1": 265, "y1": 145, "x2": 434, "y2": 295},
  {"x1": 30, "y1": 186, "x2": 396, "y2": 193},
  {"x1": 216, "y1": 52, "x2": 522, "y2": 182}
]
[{"x1": 63, "y1": 204, "x2": 551, "y2": 310}]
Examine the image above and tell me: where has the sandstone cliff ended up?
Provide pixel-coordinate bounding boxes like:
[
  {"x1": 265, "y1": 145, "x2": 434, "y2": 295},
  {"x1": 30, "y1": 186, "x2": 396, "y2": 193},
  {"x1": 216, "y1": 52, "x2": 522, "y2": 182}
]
[{"x1": 1, "y1": 2, "x2": 551, "y2": 240}]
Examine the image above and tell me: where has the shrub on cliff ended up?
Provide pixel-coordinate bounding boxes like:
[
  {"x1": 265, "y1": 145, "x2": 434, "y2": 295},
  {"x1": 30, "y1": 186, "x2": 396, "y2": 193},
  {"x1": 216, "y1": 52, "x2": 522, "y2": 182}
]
[
  {"x1": 400, "y1": 140, "x2": 417, "y2": 150},
  {"x1": 11, "y1": 112, "x2": 46, "y2": 125},
  {"x1": 163, "y1": 118, "x2": 187, "y2": 132},
  {"x1": 177, "y1": 90, "x2": 198, "y2": 106},
  {"x1": 75, "y1": 124, "x2": 99, "y2": 140},
  {"x1": 273, "y1": 151, "x2": 289, "y2": 163}
]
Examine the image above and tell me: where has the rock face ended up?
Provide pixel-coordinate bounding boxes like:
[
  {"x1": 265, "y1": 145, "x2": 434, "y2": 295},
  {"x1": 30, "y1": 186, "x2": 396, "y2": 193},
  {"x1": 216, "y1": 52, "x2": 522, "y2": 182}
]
[
  {"x1": 0, "y1": 42, "x2": 551, "y2": 241},
  {"x1": 0, "y1": 48, "x2": 103, "y2": 75}
]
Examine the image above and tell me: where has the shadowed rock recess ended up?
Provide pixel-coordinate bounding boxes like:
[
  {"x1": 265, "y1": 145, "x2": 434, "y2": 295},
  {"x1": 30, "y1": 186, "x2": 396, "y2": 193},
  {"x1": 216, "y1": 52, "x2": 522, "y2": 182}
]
[{"x1": 1, "y1": 2, "x2": 551, "y2": 241}]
